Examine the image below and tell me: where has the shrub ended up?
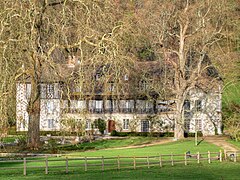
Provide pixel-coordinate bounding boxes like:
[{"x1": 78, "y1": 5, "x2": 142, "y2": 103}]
[
  {"x1": 185, "y1": 131, "x2": 203, "y2": 137},
  {"x1": 110, "y1": 131, "x2": 174, "y2": 137},
  {"x1": 110, "y1": 130, "x2": 119, "y2": 136},
  {"x1": 96, "y1": 119, "x2": 106, "y2": 135}
]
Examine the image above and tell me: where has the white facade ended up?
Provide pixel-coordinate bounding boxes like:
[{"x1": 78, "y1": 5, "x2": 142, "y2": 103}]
[{"x1": 16, "y1": 82, "x2": 222, "y2": 135}]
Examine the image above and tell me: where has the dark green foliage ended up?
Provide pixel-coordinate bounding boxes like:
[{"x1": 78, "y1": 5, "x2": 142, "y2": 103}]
[
  {"x1": 96, "y1": 118, "x2": 106, "y2": 135},
  {"x1": 44, "y1": 138, "x2": 58, "y2": 154},
  {"x1": 110, "y1": 131, "x2": 175, "y2": 137},
  {"x1": 184, "y1": 131, "x2": 203, "y2": 138}
]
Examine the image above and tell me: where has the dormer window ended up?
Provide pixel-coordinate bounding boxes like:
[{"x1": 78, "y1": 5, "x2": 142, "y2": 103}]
[
  {"x1": 195, "y1": 100, "x2": 202, "y2": 111},
  {"x1": 96, "y1": 74, "x2": 101, "y2": 81},
  {"x1": 124, "y1": 74, "x2": 129, "y2": 81}
]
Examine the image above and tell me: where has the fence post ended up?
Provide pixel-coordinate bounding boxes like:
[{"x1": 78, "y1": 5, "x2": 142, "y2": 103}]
[
  {"x1": 133, "y1": 157, "x2": 136, "y2": 169},
  {"x1": 197, "y1": 152, "x2": 200, "y2": 164},
  {"x1": 234, "y1": 152, "x2": 237, "y2": 162},
  {"x1": 171, "y1": 153, "x2": 174, "y2": 166},
  {"x1": 23, "y1": 158, "x2": 26, "y2": 176},
  {"x1": 85, "y1": 157, "x2": 87, "y2": 171},
  {"x1": 219, "y1": 150, "x2": 222, "y2": 162},
  {"x1": 45, "y1": 156, "x2": 48, "y2": 174},
  {"x1": 208, "y1": 151, "x2": 211, "y2": 164},
  {"x1": 117, "y1": 156, "x2": 120, "y2": 170},
  {"x1": 159, "y1": 154, "x2": 162, "y2": 167},
  {"x1": 184, "y1": 152, "x2": 187, "y2": 165},
  {"x1": 224, "y1": 150, "x2": 227, "y2": 161},
  {"x1": 66, "y1": 157, "x2": 68, "y2": 174},
  {"x1": 147, "y1": 156, "x2": 150, "y2": 168},
  {"x1": 102, "y1": 156, "x2": 104, "y2": 171}
]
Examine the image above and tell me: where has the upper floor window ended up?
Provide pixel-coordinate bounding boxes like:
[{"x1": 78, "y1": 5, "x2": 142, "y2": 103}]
[
  {"x1": 184, "y1": 100, "x2": 190, "y2": 111},
  {"x1": 41, "y1": 83, "x2": 59, "y2": 99},
  {"x1": 96, "y1": 74, "x2": 101, "y2": 81},
  {"x1": 124, "y1": 74, "x2": 129, "y2": 81},
  {"x1": 195, "y1": 100, "x2": 202, "y2": 111}
]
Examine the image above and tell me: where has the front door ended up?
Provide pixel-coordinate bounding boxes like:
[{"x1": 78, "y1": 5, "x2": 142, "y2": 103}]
[{"x1": 108, "y1": 120, "x2": 116, "y2": 133}]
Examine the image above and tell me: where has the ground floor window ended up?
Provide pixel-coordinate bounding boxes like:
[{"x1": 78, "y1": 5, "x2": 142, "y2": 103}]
[
  {"x1": 184, "y1": 119, "x2": 190, "y2": 131},
  {"x1": 123, "y1": 119, "x2": 129, "y2": 130},
  {"x1": 141, "y1": 120, "x2": 149, "y2": 132},
  {"x1": 195, "y1": 119, "x2": 202, "y2": 131},
  {"x1": 85, "y1": 120, "x2": 91, "y2": 130},
  {"x1": 48, "y1": 119, "x2": 54, "y2": 129}
]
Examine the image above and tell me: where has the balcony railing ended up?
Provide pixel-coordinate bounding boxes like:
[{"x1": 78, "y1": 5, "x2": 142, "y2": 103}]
[
  {"x1": 61, "y1": 108, "x2": 163, "y2": 114},
  {"x1": 120, "y1": 108, "x2": 134, "y2": 113}
]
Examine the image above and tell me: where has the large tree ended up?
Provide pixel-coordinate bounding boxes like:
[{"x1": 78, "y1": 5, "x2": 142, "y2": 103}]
[{"x1": 130, "y1": 0, "x2": 238, "y2": 139}]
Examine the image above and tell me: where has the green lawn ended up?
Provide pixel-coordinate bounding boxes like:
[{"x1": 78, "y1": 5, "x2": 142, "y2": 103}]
[
  {"x1": 0, "y1": 139, "x2": 234, "y2": 179},
  {"x1": 70, "y1": 139, "x2": 221, "y2": 157},
  {"x1": 0, "y1": 162, "x2": 239, "y2": 180},
  {"x1": 227, "y1": 140, "x2": 240, "y2": 149},
  {"x1": 58, "y1": 137, "x2": 160, "y2": 152}
]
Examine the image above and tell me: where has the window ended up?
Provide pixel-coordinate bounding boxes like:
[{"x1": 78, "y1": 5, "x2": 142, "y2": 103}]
[
  {"x1": 46, "y1": 101, "x2": 54, "y2": 114},
  {"x1": 139, "y1": 80, "x2": 147, "y2": 91},
  {"x1": 123, "y1": 119, "x2": 129, "y2": 130},
  {"x1": 124, "y1": 74, "x2": 129, "y2": 81},
  {"x1": 41, "y1": 84, "x2": 59, "y2": 99},
  {"x1": 26, "y1": 83, "x2": 31, "y2": 100},
  {"x1": 141, "y1": 120, "x2": 149, "y2": 132},
  {"x1": 96, "y1": 74, "x2": 101, "y2": 81},
  {"x1": 184, "y1": 119, "x2": 190, "y2": 131},
  {"x1": 95, "y1": 100, "x2": 103, "y2": 113},
  {"x1": 195, "y1": 100, "x2": 202, "y2": 111},
  {"x1": 109, "y1": 83, "x2": 114, "y2": 92},
  {"x1": 48, "y1": 119, "x2": 54, "y2": 129},
  {"x1": 85, "y1": 120, "x2": 91, "y2": 130},
  {"x1": 195, "y1": 119, "x2": 202, "y2": 131},
  {"x1": 184, "y1": 100, "x2": 190, "y2": 111}
]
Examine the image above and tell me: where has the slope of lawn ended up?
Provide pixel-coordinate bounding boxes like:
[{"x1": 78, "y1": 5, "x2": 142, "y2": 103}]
[
  {"x1": 227, "y1": 140, "x2": 240, "y2": 149},
  {"x1": 70, "y1": 139, "x2": 221, "y2": 157},
  {"x1": 58, "y1": 137, "x2": 160, "y2": 152}
]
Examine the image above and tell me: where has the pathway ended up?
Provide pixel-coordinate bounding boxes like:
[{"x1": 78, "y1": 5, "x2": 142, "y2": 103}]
[{"x1": 204, "y1": 136, "x2": 239, "y2": 152}]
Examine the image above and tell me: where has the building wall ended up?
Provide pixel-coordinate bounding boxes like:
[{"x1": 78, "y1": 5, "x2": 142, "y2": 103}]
[{"x1": 16, "y1": 82, "x2": 222, "y2": 136}]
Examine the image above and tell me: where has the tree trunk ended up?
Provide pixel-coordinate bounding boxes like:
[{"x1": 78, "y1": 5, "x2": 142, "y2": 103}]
[
  {"x1": 174, "y1": 115, "x2": 185, "y2": 140},
  {"x1": 27, "y1": 81, "x2": 41, "y2": 149},
  {"x1": 174, "y1": 97, "x2": 185, "y2": 140}
]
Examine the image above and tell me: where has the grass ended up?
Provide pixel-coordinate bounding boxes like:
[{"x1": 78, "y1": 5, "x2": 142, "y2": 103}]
[
  {"x1": 1, "y1": 136, "x2": 17, "y2": 143},
  {"x1": 0, "y1": 162, "x2": 239, "y2": 180},
  {"x1": 58, "y1": 137, "x2": 160, "y2": 151},
  {"x1": 0, "y1": 138, "x2": 235, "y2": 179},
  {"x1": 222, "y1": 81, "x2": 240, "y2": 108},
  {"x1": 69, "y1": 139, "x2": 221, "y2": 157},
  {"x1": 227, "y1": 139, "x2": 240, "y2": 149}
]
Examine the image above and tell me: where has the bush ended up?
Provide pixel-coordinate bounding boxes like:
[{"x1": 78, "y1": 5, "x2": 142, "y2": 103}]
[
  {"x1": 96, "y1": 119, "x2": 106, "y2": 135},
  {"x1": 185, "y1": 131, "x2": 203, "y2": 137},
  {"x1": 110, "y1": 131, "x2": 174, "y2": 137},
  {"x1": 110, "y1": 130, "x2": 119, "y2": 136},
  {"x1": 16, "y1": 135, "x2": 27, "y2": 147}
]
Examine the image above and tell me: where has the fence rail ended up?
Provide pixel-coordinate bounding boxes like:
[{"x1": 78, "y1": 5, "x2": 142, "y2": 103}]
[{"x1": 0, "y1": 150, "x2": 238, "y2": 176}]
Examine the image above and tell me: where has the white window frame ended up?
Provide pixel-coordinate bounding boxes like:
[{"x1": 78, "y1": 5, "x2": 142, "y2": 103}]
[
  {"x1": 141, "y1": 120, "x2": 150, "y2": 132},
  {"x1": 123, "y1": 119, "x2": 129, "y2": 130},
  {"x1": 85, "y1": 120, "x2": 91, "y2": 130},
  {"x1": 48, "y1": 119, "x2": 54, "y2": 129}
]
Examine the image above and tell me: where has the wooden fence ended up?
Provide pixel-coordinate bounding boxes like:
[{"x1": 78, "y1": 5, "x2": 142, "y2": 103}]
[{"x1": 0, "y1": 150, "x2": 238, "y2": 176}]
